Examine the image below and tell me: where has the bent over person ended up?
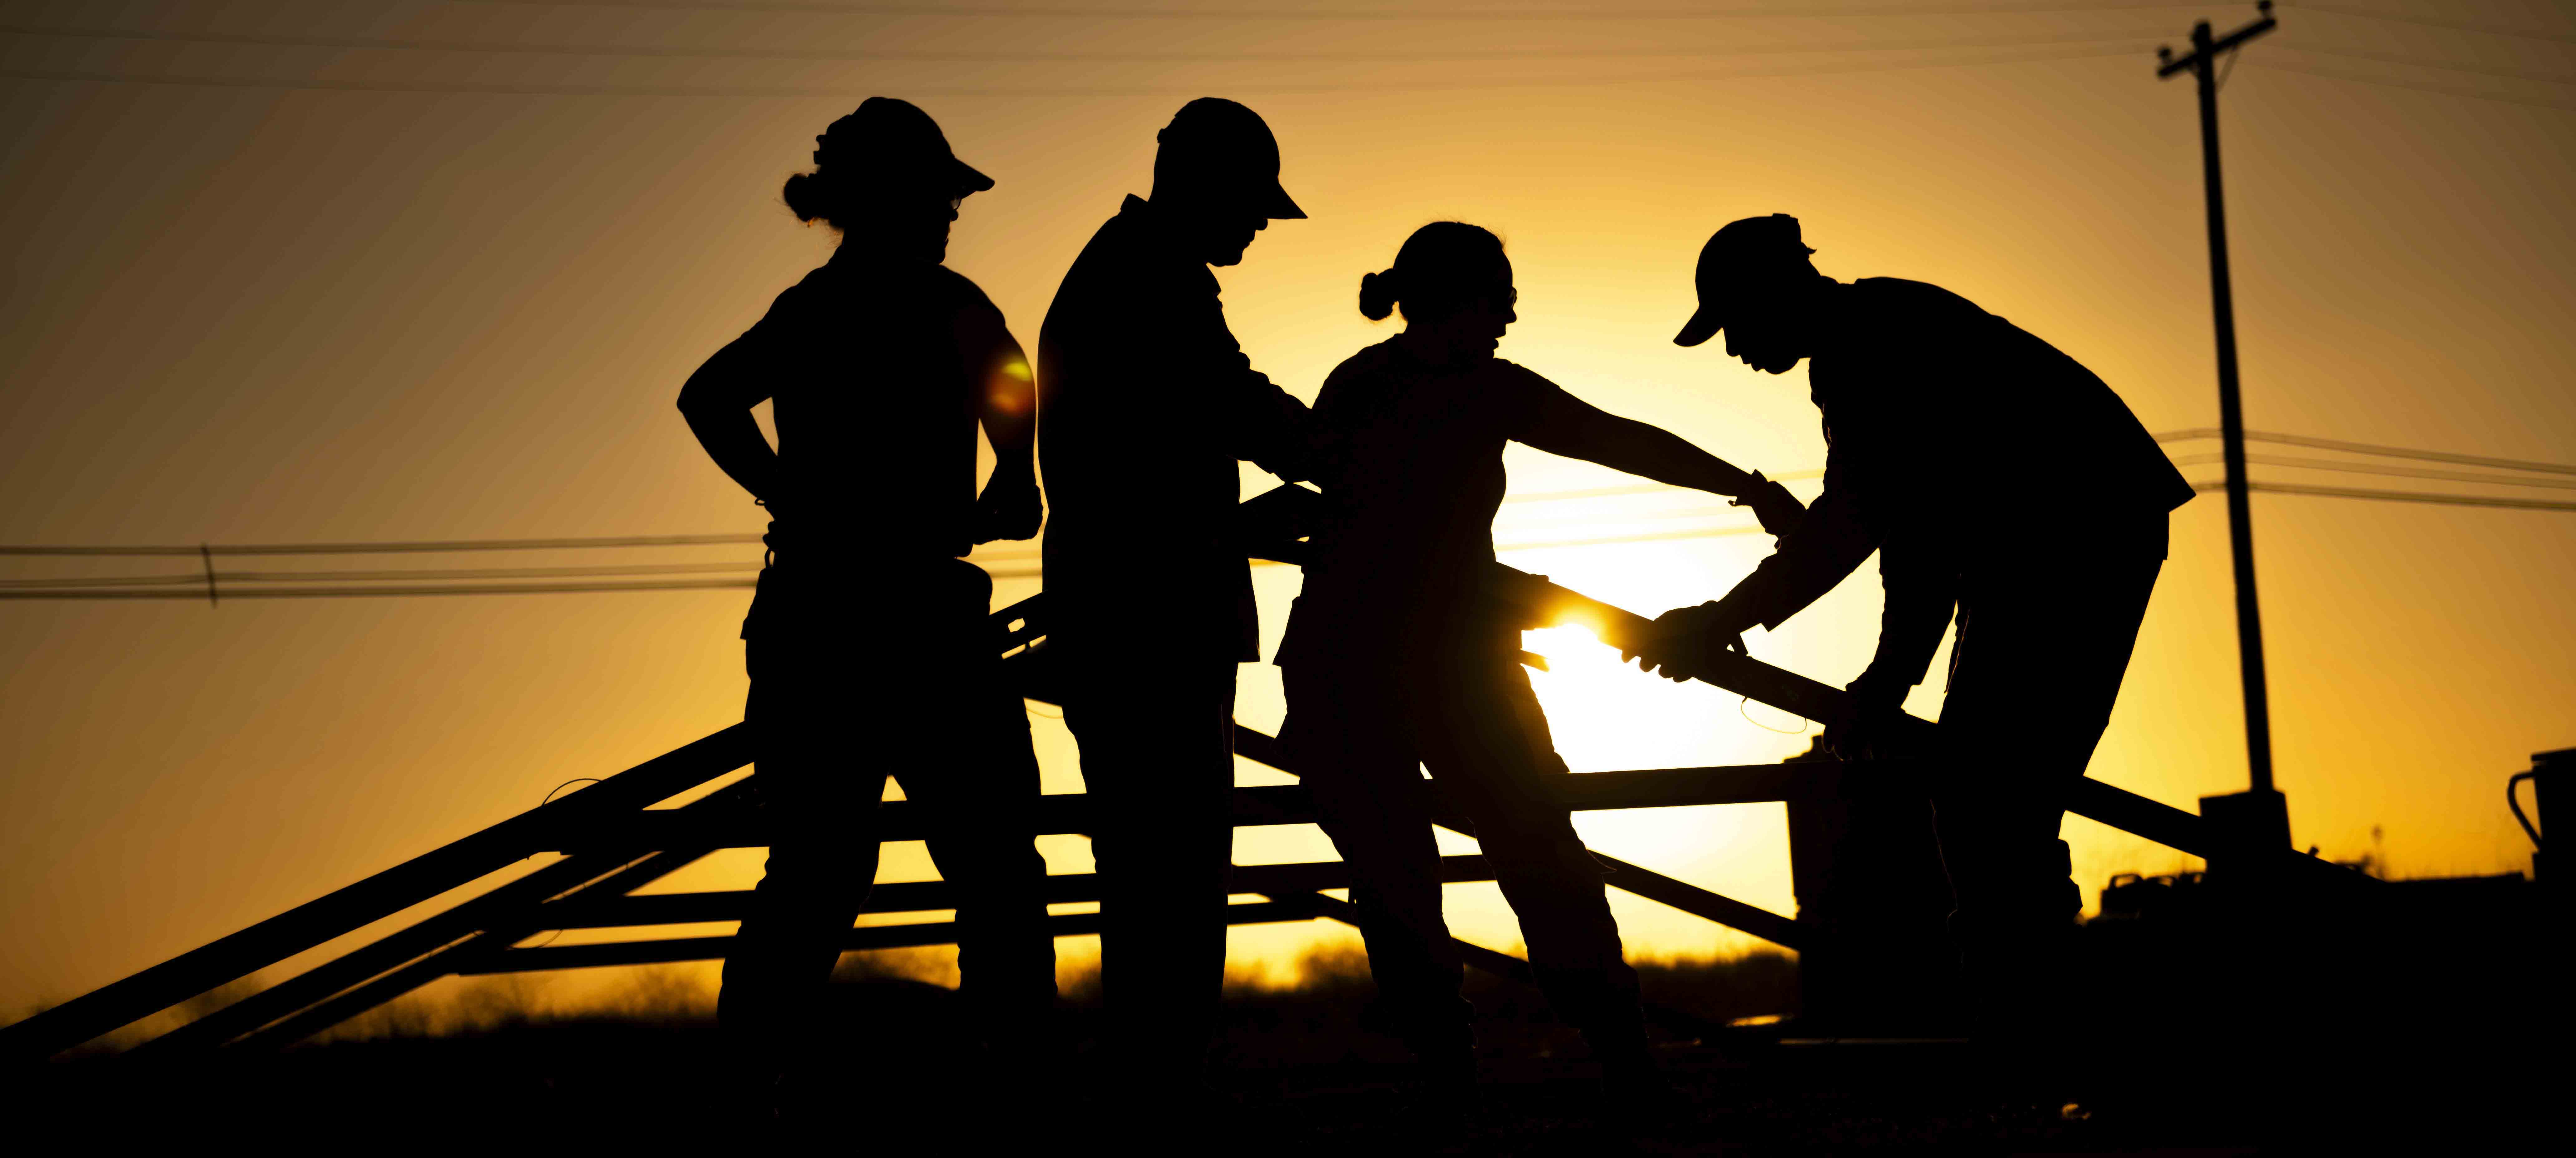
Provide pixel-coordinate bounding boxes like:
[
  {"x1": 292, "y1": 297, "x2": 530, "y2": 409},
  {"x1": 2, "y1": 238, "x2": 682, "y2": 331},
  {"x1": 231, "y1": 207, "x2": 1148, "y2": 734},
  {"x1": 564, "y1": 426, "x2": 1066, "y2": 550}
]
[
  {"x1": 676, "y1": 98, "x2": 1054, "y2": 1110},
  {"x1": 1632, "y1": 214, "x2": 2193, "y2": 1059},
  {"x1": 1281, "y1": 222, "x2": 1804, "y2": 1091},
  {"x1": 1035, "y1": 98, "x2": 1315, "y2": 1093}
]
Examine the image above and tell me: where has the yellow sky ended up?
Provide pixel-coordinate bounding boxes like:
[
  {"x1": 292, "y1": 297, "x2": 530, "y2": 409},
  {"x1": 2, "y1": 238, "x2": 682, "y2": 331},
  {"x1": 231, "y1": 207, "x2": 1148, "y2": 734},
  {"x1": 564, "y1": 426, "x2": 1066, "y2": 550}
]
[{"x1": 4, "y1": 2, "x2": 2571, "y2": 1026}]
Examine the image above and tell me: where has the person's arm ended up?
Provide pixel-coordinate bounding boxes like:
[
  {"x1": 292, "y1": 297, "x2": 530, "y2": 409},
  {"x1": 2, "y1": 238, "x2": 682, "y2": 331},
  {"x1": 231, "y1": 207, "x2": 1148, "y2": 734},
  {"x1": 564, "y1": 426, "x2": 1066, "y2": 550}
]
[
  {"x1": 1518, "y1": 382, "x2": 1753, "y2": 495},
  {"x1": 675, "y1": 333, "x2": 783, "y2": 511},
  {"x1": 1855, "y1": 534, "x2": 1956, "y2": 694},
  {"x1": 1177, "y1": 284, "x2": 1313, "y2": 481},
  {"x1": 955, "y1": 301, "x2": 1042, "y2": 543},
  {"x1": 1824, "y1": 534, "x2": 1956, "y2": 758},
  {"x1": 1626, "y1": 447, "x2": 1884, "y2": 679},
  {"x1": 1514, "y1": 373, "x2": 1804, "y2": 535}
]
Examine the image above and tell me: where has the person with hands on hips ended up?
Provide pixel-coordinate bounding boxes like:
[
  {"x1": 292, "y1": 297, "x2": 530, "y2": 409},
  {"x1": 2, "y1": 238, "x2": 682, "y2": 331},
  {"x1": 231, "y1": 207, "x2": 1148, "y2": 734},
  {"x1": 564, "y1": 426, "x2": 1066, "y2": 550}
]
[
  {"x1": 676, "y1": 97, "x2": 1056, "y2": 1121},
  {"x1": 1631, "y1": 213, "x2": 2194, "y2": 1071}
]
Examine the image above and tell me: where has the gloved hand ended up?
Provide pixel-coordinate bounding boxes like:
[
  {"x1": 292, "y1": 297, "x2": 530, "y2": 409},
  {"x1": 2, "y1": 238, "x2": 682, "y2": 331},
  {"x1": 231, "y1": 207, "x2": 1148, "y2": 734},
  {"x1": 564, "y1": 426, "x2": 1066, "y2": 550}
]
[
  {"x1": 1732, "y1": 472, "x2": 1806, "y2": 538},
  {"x1": 1829, "y1": 672, "x2": 1911, "y2": 761},
  {"x1": 1622, "y1": 600, "x2": 1756, "y2": 683}
]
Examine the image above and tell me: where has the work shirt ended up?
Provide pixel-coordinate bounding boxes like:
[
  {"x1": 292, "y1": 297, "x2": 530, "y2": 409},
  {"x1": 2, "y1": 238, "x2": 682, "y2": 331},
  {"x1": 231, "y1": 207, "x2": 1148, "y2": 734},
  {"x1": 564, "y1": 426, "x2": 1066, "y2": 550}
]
[
  {"x1": 702, "y1": 244, "x2": 1009, "y2": 635},
  {"x1": 1278, "y1": 340, "x2": 1594, "y2": 670},
  {"x1": 1038, "y1": 195, "x2": 1313, "y2": 662},
  {"x1": 1716, "y1": 278, "x2": 2195, "y2": 690}
]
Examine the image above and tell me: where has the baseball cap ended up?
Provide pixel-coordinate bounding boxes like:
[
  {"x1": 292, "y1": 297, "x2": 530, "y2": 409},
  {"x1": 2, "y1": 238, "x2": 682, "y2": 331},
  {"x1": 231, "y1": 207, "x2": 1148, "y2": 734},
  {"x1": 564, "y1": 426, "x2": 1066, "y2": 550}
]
[
  {"x1": 1156, "y1": 98, "x2": 1306, "y2": 220},
  {"x1": 1673, "y1": 214, "x2": 1817, "y2": 347},
  {"x1": 814, "y1": 97, "x2": 994, "y2": 197}
]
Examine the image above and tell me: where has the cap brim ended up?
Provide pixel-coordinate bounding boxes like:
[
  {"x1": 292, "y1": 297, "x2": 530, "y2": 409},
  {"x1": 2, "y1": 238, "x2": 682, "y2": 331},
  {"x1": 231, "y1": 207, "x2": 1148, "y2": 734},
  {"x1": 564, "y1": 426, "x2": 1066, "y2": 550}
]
[
  {"x1": 1673, "y1": 305, "x2": 1722, "y2": 348},
  {"x1": 1261, "y1": 180, "x2": 1306, "y2": 221},
  {"x1": 953, "y1": 158, "x2": 996, "y2": 194}
]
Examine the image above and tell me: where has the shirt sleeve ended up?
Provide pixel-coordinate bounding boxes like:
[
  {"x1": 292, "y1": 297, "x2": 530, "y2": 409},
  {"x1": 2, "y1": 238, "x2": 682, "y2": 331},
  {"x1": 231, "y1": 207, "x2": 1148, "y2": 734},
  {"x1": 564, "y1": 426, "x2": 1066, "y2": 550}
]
[
  {"x1": 1494, "y1": 361, "x2": 1585, "y2": 448},
  {"x1": 1176, "y1": 275, "x2": 1314, "y2": 481},
  {"x1": 1859, "y1": 530, "x2": 1959, "y2": 691},
  {"x1": 937, "y1": 270, "x2": 1013, "y2": 376},
  {"x1": 1716, "y1": 468, "x2": 1884, "y2": 631}
]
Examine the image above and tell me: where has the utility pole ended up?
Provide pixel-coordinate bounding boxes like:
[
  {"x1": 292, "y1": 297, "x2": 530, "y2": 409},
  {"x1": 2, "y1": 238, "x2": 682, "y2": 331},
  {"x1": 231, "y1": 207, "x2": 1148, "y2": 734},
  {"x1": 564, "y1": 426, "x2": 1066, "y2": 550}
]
[{"x1": 2159, "y1": 2, "x2": 2290, "y2": 857}]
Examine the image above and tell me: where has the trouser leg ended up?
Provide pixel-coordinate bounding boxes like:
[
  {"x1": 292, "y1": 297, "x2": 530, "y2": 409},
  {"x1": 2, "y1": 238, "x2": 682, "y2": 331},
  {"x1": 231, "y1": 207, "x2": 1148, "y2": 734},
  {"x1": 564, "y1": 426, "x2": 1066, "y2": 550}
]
[
  {"x1": 903, "y1": 643, "x2": 1057, "y2": 1039},
  {"x1": 719, "y1": 634, "x2": 887, "y2": 1072},
  {"x1": 1419, "y1": 661, "x2": 1643, "y2": 1052},
  {"x1": 1063, "y1": 657, "x2": 1238, "y2": 1083},
  {"x1": 1935, "y1": 553, "x2": 2162, "y2": 1040},
  {"x1": 1281, "y1": 666, "x2": 1471, "y2": 1055}
]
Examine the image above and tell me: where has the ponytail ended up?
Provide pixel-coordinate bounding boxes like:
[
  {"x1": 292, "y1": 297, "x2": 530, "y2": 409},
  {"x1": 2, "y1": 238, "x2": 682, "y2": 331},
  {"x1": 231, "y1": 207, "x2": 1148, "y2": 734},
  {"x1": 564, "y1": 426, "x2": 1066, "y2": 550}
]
[{"x1": 1357, "y1": 268, "x2": 1399, "y2": 321}]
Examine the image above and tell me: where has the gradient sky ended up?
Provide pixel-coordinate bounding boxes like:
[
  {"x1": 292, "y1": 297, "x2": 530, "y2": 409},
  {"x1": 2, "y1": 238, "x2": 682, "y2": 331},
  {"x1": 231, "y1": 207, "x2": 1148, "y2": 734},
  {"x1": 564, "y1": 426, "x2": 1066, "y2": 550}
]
[{"x1": 4, "y1": 1, "x2": 2571, "y2": 1030}]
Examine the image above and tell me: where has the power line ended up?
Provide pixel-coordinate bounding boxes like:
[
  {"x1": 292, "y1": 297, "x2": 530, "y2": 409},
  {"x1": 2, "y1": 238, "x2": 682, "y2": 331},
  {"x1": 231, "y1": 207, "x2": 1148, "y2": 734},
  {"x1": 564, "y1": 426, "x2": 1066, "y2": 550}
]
[
  {"x1": 0, "y1": 561, "x2": 764, "y2": 590},
  {"x1": 1500, "y1": 470, "x2": 1826, "y2": 506},
  {"x1": 2251, "y1": 57, "x2": 2576, "y2": 112},
  {"x1": 0, "y1": 22, "x2": 2178, "y2": 65},
  {"x1": 0, "y1": 533, "x2": 763, "y2": 558},
  {"x1": 2282, "y1": 44, "x2": 2576, "y2": 88},
  {"x1": 11, "y1": 475, "x2": 2566, "y2": 599},
  {"x1": 2169, "y1": 451, "x2": 2576, "y2": 490},
  {"x1": 454, "y1": 2, "x2": 2228, "y2": 22},
  {"x1": 1499, "y1": 525, "x2": 1770, "y2": 552},
  {"x1": 2296, "y1": 2, "x2": 2576, "y2": 47},
  {"x1": 2192, "y1": 479, "x2": 2576, "y2": 512},
  {"x1": 5, "y1": 435, "x2": 2558, "y2": 562},
  {"x1": 0, "y1": 578, "x2": 758, "y2": 600},
  {"x1": 2151, "y1": 429, "x2": 2576, "y2": 475},
  {"x1": 0, "y1": 44, "x2": 2140, "y2": 98}
]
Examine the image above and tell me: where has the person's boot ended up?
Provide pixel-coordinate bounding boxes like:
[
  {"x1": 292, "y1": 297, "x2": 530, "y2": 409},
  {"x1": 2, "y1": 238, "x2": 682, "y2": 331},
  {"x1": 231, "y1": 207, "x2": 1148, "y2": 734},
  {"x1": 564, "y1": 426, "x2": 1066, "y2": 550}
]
[
  {"x1": 1404, "y1": 1018, "x2": 1480, "y2": 1120},
  {"x1": 1951, "y1": 872, "x2": 2082, "y2": 1110}
]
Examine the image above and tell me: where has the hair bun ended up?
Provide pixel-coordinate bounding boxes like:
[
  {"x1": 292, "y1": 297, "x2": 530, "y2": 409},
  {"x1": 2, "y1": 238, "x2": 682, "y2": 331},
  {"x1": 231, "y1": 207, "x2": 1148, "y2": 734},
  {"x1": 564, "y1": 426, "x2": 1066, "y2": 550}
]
[
  {"x1": 782, "y1": 170, "x2": 831, "y2": 225},
  {"x1": 1357, "y1": 268, "x2": 1399, "y2": 321}
]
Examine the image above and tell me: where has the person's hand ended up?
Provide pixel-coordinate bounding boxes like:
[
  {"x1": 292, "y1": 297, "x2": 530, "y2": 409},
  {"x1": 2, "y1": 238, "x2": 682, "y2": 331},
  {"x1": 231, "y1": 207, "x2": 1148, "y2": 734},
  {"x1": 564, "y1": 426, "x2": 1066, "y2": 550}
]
[
  {"x1": 1622, "y1": 602, "x2": 1752, "y2": 682},
  {"x1": 973, "y1": 467, "x2": 1043, "y2": 544},
  {"x1": 1828, "y1": 674, "x2": 1909, "y2": 761},
  {"x1": 1732, "y1": 473, "x2": 1806, "y2": 538}
]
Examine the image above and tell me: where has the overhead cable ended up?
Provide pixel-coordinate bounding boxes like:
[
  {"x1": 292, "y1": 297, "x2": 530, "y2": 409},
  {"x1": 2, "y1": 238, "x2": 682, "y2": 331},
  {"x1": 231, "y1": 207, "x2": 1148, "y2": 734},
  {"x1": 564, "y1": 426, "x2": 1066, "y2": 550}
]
[
  {"x1": 0, "y1": 23, "x2": 2180, "y2": 64},
  {"x1": 2251, "y1": 57, "x2": 2576, "y2": 113},
  {"x1": 0, "y1": 533, "x2": 764, "y2": 558},
  {"x1": 0, "y1": 45, "x2": 2141, "y2": 98},
  {"x1": 0, "y1": 561, "x2": 764, "y2": 590},
  {"x1": 2297, "y1": 2, "x2": 2576, "y2": 47},
  {"x1": 0, "y1": 578, "x2": 758, "y2": 600},
  {"x1": 2192, "y1": 479, "x2": 2576, "y2": 512},
  {"x1": 2169, "y1": 452, "x2": 2576, "y2": 490},
  {"x1": 456, "y1": 2, "x2": 2235, "y2": 23},
  {"x1": 2151, "y1": 429, "x2": 2576, "y2": 475}
]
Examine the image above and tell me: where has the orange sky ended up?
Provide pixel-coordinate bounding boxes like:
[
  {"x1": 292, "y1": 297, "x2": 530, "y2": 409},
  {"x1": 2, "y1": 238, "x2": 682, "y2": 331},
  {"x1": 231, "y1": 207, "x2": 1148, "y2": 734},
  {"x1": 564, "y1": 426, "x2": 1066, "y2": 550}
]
[{"x1": 4, "y1": 2, "x2": 2571, "y2": 1029}]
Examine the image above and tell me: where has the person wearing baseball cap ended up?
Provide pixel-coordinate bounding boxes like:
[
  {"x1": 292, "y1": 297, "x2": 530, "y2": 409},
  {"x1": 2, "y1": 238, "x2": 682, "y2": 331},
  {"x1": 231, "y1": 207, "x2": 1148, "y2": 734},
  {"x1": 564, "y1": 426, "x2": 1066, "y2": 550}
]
[
  {"x1": 1033, "y1": 97, "x2": 1315, "y2": 1102},
  {"x1": 677, "y1": 96, "x2": 1052, "y2": 1115},
  {"x1": 1634, "y1": 213, "x2": 2195, "y2": 1073}
]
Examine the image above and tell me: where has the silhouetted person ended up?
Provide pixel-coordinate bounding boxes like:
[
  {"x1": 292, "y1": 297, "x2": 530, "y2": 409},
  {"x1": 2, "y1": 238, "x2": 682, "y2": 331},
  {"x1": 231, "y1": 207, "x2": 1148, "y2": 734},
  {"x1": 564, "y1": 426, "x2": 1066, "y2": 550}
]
[
  {"x1": 1629, "y1": 214, "x2": 2194, "y2": 1059},
  {"x1": 676, "y1": 98, "x2": 1054, "y2": 1111},
  {"x1": 1034, "y1": 97, "x2": 1313, "y2": 1093},
  {"x1": 1279, "y1": 223, "x2": 1804, "y2": 1091}
]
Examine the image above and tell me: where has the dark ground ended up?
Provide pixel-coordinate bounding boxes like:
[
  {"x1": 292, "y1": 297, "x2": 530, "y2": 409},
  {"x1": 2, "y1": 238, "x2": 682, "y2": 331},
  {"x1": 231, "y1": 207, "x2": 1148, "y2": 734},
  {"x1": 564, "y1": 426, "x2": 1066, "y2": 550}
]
[{"x1": 32, "y1": 940, "x2": 2549, "y2": 1154}]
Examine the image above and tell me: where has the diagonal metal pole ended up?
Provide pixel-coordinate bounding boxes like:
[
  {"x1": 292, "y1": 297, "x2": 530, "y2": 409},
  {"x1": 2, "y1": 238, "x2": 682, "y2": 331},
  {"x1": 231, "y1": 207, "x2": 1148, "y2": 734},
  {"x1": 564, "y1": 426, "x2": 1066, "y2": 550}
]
[
  {"x1": 135, "y1": 780, "x2": 761, "y2": 1055},
  {"x1": 226, "y1": 839, "x2": 734, "y2": 1052},
  {"x1": 1, "y1": 724, "x2": 750, "y2": 1063}
]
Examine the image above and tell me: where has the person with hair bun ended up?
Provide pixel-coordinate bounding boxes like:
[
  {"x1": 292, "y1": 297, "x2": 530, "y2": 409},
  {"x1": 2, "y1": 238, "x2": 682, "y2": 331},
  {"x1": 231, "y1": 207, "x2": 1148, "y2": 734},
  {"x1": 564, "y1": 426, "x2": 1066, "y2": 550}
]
[
  {"x1": 676, "y1": 97, "x2": 1053, "y2": 1115},
  {"x1": 1277, "y1": 221, "x2": 1804, "y2": 1093}
]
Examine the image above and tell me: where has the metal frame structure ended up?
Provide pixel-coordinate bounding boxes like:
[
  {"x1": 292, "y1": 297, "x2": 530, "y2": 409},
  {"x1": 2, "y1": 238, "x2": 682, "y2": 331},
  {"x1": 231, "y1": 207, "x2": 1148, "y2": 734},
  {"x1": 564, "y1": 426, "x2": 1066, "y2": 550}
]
[{"x1": 3, "y1": 529, "x2": 2368, "y2": 1066}]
